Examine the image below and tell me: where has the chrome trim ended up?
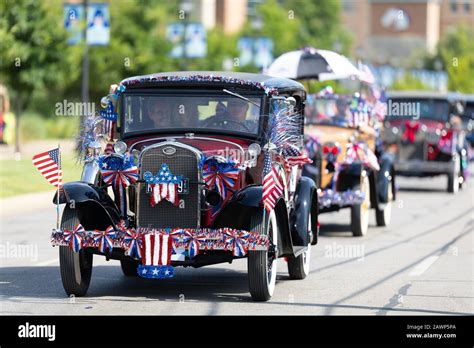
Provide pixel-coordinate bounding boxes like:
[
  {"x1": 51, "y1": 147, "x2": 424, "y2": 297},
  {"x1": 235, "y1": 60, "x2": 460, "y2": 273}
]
[
  {"x1": 81, "y1": 159, "x2": 100, "y2": 184},
  {"x1": 137, "y1": 141, "x2": 202, "y2": 228},
  {"x1": 130, "y1": 135, "x2": 245, "y2": 155}
]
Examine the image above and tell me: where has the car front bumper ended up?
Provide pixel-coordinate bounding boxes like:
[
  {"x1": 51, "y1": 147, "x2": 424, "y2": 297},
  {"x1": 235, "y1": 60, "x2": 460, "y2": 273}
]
[{"x1": 394, "y1": 159, "x2": 454, "y2": 175}]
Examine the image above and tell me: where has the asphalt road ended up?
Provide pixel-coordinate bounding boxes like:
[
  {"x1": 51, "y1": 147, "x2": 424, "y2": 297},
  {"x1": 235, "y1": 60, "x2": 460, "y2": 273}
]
[{"x1": 1, "y1": 174, "x2": 473, "y2": 315}]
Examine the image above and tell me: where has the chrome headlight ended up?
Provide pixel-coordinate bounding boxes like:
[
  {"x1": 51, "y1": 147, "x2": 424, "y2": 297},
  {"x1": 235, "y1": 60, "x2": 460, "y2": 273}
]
[{"x1": 113, "y1": 141, "x2": 128, "y2": 155}]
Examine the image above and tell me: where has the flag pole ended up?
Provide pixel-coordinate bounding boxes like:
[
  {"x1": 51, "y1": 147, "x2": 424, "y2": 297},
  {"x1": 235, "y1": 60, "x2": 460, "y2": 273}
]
[{"x1": 56, "y1": 143, "x2": 61, "y2": 230}]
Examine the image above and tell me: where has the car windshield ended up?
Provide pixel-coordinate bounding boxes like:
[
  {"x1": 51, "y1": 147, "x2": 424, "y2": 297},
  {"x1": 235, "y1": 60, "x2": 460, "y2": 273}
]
[
  {"x1": 463, "y1": 102, "x2": 474, "y2": 122},
  {"x1": 121, "y1": 91, "x2": 263, "y2": 136},
  {"x1": 304, "y1": 96, "x2": 351, "y2": 126},
  {"x1": 386, "y1": 98, "x2": 450, "y2": 122}
]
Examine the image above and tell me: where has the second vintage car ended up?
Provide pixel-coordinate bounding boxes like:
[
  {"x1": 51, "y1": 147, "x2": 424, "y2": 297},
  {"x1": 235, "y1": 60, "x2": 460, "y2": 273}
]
[
  {"x1": 303, "y1": 88, "x2": 395, "y2": 237},
  {"x1": 51, "y1": 72, "x2": 318, "y2": 301}
]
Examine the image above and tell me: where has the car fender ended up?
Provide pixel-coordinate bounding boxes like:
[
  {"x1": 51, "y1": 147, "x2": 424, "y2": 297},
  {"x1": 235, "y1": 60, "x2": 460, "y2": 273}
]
[
  {"x1": 376, "y1": 152, "x2": 396, "y2": 204},
  {"x1": 52, "y1": 181, "x2": 120, "y2": 229},
  {"x1": 290, "y1": 176, "x2": 317, "y2": 247}
]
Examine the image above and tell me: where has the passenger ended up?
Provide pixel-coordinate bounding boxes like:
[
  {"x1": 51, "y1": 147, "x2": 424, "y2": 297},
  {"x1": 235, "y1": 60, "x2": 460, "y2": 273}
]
[{"x1": 146, "y1": 98, "x2": 173, "y2": 129}]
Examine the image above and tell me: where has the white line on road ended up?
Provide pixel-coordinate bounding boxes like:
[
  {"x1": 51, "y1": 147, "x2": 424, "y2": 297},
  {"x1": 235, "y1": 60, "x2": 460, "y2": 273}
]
[
  {"x1": 409, "y1": 255, "x2": 440, "y2": 276},
  {"x1": 35, "y1": 258, "x2": 59, "y2": 267}
]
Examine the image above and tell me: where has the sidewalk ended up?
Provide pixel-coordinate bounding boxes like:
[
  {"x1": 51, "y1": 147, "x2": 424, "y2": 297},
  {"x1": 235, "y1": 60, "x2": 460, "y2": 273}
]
[
  {"x1": 0, "y1": 139, "x2": 76, "y2": 161},
  {"x1": 0, "y1": 190, "x2": 58, "y2": 217}
]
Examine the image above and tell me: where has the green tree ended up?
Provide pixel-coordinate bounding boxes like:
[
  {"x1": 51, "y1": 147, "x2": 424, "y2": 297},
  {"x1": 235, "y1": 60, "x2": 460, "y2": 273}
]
[
  {"x1": 391, "y1": 74, "x2": 432, "y2": 91},
  {"x1": 282, "y1": 0, "x2": 352, "y2": 54},
  {"x1": 436, "y1": 26, "x2": 474, "y2": 93},
  {"x1": 0, "y1": 0, "x2": 69, "y2": 152}
]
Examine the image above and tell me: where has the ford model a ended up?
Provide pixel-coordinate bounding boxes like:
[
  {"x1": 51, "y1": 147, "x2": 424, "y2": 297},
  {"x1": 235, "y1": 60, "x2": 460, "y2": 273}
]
[
  {"x1": 303, "y1": 87, "x2": 395, "y2": 237},
  {"x1": 384, "y1": 91, "x2": 468, "y2": 193},
  {"x1": 51, "y1": 72, "x2": 318, "y2": 301}
]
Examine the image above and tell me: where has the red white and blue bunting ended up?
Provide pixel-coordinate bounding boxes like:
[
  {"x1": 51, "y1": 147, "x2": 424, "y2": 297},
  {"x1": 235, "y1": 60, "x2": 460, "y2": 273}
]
[
  {"x1": 99, "y1": 154, "x2": 139, "y2": 216},
  {"x1": 51, "y1": 223, "x2": 269, "y2": 261},
  {"x1": 201, "y1": 156, "x2": 240, "y2": 200}
]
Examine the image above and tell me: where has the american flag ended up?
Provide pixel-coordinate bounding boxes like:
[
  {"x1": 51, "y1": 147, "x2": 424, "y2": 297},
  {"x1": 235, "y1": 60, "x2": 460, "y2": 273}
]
[
  {"x1": 262, "y1": 153, "x2": 283, "y2": 212},
  {"x1": 280, "y1": 145, "x2": 313, "y2": 171},
  {"x1": 32, "y1": 148, "x2": 62, "y2": 188},
  {"x1": 141, "y1": 233, "x2": 173, "y2": 267}
]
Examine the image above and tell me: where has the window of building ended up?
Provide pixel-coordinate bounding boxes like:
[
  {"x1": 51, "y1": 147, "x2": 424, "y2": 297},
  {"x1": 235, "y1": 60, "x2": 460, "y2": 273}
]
[
  {"x1": 450, "y1": 0, "x2": 458, "y2": 12},
  {"x1": 465, "y1": 1, "x2": 471, "y2": 12},
  {"x1": 342, "y1": 0, "x2": 354, "y2": 12}
]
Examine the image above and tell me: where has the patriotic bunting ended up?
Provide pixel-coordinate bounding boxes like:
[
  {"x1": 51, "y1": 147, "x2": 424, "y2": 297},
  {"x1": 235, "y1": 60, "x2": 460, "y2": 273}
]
[
  {"x1": 201, "y1": 156, "x2": 240, "y2": 199},
  {"x1": 99, "y1": 154, "x2": 138, "y2": 216},
  {"x1": 124, "y1": 229, "x2": 142, "y2": 259},
  {"x1": 51, "y1": 224, "x2": 269, "y2": 262},
  {"x1": 93, "y1": 225, "x2": 116, "y2": 254},
  {"x1": 63, "y1": 224, "x2": 85, "y2": 252},
  {"x1": 224, "y1": 228, "x2": 250, "y2": 257}
]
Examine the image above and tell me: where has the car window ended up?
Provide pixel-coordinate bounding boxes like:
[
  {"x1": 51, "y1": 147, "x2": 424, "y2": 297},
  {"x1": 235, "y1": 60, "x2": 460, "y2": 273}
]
[{"x1": 122, "y1": 92, "x2": 262, "y2": 136}]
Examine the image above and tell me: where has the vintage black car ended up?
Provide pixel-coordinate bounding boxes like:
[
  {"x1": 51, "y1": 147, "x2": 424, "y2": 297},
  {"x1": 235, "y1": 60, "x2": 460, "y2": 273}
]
[
  {"x1": 51, "y1": 72, "x2": 318, "y2": 301},
  {"x1": 384, "y1": 91, "x2": 468, "y2": 193}
]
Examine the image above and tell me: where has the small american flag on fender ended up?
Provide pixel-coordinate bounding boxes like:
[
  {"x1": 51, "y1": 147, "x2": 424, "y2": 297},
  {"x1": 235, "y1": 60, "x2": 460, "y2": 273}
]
[
  {"x1": 262, "y1": 153, "x2": 283, "y2": 212},
  {"x1": 32, "y1": 148, "x2": 62, "y2": 188}
]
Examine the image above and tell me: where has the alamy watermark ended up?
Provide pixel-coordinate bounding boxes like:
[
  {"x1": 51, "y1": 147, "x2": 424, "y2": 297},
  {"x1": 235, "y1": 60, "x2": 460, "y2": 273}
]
[
  {"x1": 0, "y1": 242, "x2": 38, "y2": 262},
  {"x1": 386, "y1": 99, "x2": 420, "y2": 119},
  {"x1": 324, "y1": 242, "x2": 365, "y2": 261},
  {"x1": 55, "y1": 99, "x2": 96, "y2": 117}
]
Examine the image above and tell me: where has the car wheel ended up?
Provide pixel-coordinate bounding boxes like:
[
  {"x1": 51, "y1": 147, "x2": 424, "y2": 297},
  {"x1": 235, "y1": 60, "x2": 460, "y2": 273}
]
[
  {"x1": 351, "y1": 175, "x2": 370, "y2": 237},
  {"x1": 287, "y1": 209, "x2": 311, "y2": 280},
  {"x1": 59, "y1": 207, "x2": 93, "y2": 297},
  {"x1": 447, "y1": 155, "x2": 460, "y2": 194},
  {"x1": 248, "y1": 209, "x2": 278, "y2": 302},
  {"x1": 375, "y1": 180, "x2": 393, "y2": 227},
  {"x1": 120, "y1": 258, "x2": 139, "y2": 277}
]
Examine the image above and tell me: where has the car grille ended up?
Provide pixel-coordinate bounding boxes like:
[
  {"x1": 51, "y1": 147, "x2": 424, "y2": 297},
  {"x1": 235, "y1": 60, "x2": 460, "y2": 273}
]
[
  {"x1": 397, "y1": 140, "x2": 426, "y2": 161},
  {"x1": 137, "y1": 143, "x2": 200, "y2": 229}
]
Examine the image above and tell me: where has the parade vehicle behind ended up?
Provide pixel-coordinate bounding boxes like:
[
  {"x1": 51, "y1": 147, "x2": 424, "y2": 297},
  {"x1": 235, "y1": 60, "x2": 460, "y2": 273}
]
[
  {"x1": 384, "y1": 91, "x2": 468, "y2": 193},
  {"x1": 51, "y1": 72, "x2": 318, "y2": 301},
  {"x1": 266, "y1": 48, "x2": 395, "y2": 237},
  {"x1": 303, "y1": 87, "x2": 395, "y2": 237},
  {"x1": 461, "y1": 94, "x2": 474, "y2": 160}
]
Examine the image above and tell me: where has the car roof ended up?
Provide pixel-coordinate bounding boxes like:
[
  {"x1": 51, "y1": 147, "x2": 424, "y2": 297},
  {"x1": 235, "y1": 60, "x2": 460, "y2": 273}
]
[
  {"x1": 120, "y1": 71, "x2": 305, "y2": 93},
  {"x1": 463, "y1": 94, "x2": 474, "y2": 103},
  {"x1": 387, "y1": 90, "x2": 465, "y2": 102}
]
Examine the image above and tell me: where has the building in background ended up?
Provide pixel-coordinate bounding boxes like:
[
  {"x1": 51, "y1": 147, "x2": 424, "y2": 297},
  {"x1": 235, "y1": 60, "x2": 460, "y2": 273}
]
[
  {"x1": 341, "y1": 0, "x2": 474, "y2": 65},
  {"x1": 192, "y1": 0, "x2": 248, "y2": 34}
]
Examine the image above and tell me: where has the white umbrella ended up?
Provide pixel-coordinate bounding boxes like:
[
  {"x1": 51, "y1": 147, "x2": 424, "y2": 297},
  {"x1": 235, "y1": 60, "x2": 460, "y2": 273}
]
[{"x1": 265, "y1": 47, "x2": 361, "y2": 82}]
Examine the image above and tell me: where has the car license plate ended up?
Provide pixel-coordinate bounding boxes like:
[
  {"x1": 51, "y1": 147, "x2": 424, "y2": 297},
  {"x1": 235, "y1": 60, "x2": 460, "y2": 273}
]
[{"x1": 177, "y1": 178, "x2": 189, "y2": 194}]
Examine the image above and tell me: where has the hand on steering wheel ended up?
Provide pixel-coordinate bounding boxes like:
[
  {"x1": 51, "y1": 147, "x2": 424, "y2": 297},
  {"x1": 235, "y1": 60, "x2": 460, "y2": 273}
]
[{"x1": 204, "y1": 118, "x2": 251, "y2": 133}]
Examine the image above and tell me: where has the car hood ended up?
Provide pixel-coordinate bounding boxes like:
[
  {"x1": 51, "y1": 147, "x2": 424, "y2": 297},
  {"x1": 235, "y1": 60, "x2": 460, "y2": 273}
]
[{"x1": 126, "y1": 135, "x2": 254, "y2": 157}]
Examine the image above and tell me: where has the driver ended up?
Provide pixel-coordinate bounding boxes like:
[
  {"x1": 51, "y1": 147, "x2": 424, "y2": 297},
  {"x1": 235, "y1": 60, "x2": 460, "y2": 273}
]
[{"x1": 204, "y1": 99, "x2": 254, "y2": 132}]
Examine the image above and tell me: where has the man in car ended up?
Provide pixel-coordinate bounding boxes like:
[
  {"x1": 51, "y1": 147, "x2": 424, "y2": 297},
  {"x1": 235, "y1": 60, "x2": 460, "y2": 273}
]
[{"x1": 204, "y1": 98, "x2": 255, "y2": 133}]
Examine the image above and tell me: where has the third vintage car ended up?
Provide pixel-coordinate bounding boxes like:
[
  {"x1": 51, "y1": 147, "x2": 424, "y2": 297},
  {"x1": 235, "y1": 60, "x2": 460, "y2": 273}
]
[
  {"x1": 384, "y1": 91, "x2": 468, "y2": 193},
  {"x1": 51, "y1": 72, "x2": 318, "y2": 301}
]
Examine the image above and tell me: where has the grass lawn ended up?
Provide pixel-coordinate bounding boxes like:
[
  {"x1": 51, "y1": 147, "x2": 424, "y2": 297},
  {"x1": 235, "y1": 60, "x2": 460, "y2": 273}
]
[{"x1": 0, "y1": 151, "x2": 83, "y2": 198}]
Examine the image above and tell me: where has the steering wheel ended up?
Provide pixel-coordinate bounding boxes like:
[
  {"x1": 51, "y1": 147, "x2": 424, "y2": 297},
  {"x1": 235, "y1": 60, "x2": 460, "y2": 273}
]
[{"x1": 203, "y1": 118, "x2": 252, "y2": 133}]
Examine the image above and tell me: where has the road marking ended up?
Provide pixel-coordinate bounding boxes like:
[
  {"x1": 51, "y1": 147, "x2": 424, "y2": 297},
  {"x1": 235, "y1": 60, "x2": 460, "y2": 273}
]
[
  {"x1": 409, "y1": 255, "x2": 439, "y2": 276},
  {"x1": 35, "y1": 258, "x2": 59, "y2": 266}
]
